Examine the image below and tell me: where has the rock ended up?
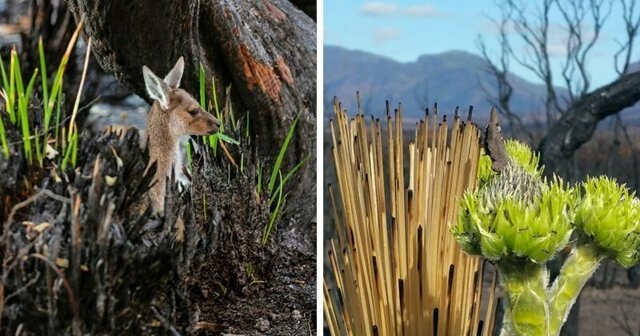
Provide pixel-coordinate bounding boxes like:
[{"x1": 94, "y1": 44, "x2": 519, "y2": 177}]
[
  {"x1": 254, "y1": 317, "x2": 270, "y2": 332},
  {"x1": 85, "y1": 95, "x2": 148, "y2": 134}
]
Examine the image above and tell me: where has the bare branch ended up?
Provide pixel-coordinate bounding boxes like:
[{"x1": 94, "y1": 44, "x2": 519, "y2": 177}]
[
  {"x1": 540, "y1": 71, "x2": 640, "y2": 175},
  {"x1": 507, "y1": 0, "x2": 562, "y2": 125},
  {"x1": 477, "y1": 2, "x2": 535, "y2": 142},
  {"x1": 614, "y1": 0, "x2": 640, "y2": 76},
  {"x1": 557, "y1": 0, "x2": 611, "y2": 99}
]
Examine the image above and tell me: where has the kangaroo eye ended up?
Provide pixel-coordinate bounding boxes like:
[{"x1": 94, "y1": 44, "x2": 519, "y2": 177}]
[{"x1": 188, "y1": 109, "x2": 199, "y2": 116}]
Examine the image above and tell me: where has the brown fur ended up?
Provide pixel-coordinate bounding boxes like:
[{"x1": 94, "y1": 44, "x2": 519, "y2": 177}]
[{"x1": 146, "y1": 88, "x2": 219, "y2": 213}]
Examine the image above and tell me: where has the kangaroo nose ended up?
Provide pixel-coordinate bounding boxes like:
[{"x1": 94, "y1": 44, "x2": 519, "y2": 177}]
[{"x1": 209, "y1": 118, "x2": 220, "y2": 135}]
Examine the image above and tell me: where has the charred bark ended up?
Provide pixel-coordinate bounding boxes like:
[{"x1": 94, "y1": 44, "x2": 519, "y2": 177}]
[
  {"x1": 64, "y1": 0, "x2": 317, "y2": 223},
  {"x1": 539, "y1": 72, "x2": 640, "y2": 178}
]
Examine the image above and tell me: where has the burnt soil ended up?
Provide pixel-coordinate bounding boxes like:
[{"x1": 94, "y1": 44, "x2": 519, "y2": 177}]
[{"x1": 0, "y1": 116, "x2": 316, "y2": 335}]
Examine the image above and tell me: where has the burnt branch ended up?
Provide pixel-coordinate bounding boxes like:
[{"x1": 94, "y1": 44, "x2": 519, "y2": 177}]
[
  {"x1": 614, "y1": 0, "x2": 640, "y2": 75},
  {"x1": 539, "y1": 71, "x2": 640, "y2": 175}
]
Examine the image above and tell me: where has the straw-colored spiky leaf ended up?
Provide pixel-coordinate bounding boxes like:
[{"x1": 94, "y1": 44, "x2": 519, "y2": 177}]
[{"x1": 325, "y1": 99, "x2": 497, "y2": 336}]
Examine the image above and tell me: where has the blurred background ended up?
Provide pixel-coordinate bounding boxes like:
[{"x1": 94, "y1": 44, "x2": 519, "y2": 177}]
[{"x1": 324, "y1": 0, "x2": 640, "y2": 335}]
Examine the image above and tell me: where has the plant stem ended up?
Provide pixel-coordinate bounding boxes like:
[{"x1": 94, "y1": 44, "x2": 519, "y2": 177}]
[
  {"x1": 498, "y1": 261, "x2": 549, "y2": 336},
  {"x1": 547, "y1": 243, "x2": 604, "y2": 335}
]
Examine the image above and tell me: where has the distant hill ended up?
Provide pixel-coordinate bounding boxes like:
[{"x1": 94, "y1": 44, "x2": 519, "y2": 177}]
[{"x1": 324, "y1": 45, "x2": 560, "y2": 124}]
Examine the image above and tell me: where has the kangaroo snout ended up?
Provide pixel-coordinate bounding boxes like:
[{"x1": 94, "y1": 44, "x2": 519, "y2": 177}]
[{"x1": 207, "y1": 116, "x2": 220, "y2": 135}]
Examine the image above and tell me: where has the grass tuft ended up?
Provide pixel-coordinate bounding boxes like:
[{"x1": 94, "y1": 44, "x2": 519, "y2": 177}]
[{"x1": 0, "y1": 21, "x2": 85, "y2": 169}]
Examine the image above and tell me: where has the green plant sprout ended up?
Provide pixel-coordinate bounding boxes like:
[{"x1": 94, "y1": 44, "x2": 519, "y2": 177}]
[
  {"x1": 0, "y1": 23, "x2": 84, "y2": 169},
  {"x1": 452, "y1": 136, "x2": 640, "y2": 336},
  {"x1": 185, "y1": 64, "x2": 239, "y2": 169},
  {"x1": 193, "y1": 67, "x2": 307, "y2": 244},
  {"x1": 259, "y1": 111, "x2": 309, "y2": 244}
]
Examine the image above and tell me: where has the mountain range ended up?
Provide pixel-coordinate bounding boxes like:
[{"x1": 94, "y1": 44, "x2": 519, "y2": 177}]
[{"x1": 324, "y1": 45, "x2": 563, "y2": 124}]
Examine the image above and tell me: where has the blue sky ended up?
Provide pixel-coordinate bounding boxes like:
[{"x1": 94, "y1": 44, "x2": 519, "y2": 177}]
[{"x1": 324, "y1": 0, "x2": 634, "y2": 89}]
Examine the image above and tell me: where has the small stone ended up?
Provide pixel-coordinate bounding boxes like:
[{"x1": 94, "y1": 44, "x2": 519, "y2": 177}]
[
  {"x1": 292, "y1": 310, "x2": 302, "y2": 320},
  {"x1": 255, "y1": 317, "x2": 270, "y2": 332}
]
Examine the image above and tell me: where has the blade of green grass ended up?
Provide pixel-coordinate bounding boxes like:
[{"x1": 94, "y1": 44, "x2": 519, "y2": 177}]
[
  {"x1": 7, "y1": 50, "x2": 16, "y2": 123},
  {"x1": 39, "y1": 38, "x2": 52, "y2": 162},
  {"x1": 34, "y1": 125, "x2": 42, "y2": 165},
  {"x1": 12, "y1": 51, "x2": 23, "y2": 100},
  {"x1": 61, "y1": 128, "x2": 77, "y2": 170},
  {"x1": 208, "y1": 133, "x2": 218, "y2": 154},
  {"x1": 262, "y1": 170, "x2": 283, "y2": 244},
  {"x1": 0, "y1": 114, "x2": 8, "y2": 157},
  {"x1": 199, "y1": 63, "x2": 206, "y2": 108},
  {"x1": 70, "y1": 128, "x2": 78, "y2": 167},
  {"x1": 13, "y1": 51, "x2": 33, "y2": 163},
  {"x1": 211, "y1": 78, "x2": 222, "y2": 131},
  {"x1": 217, "y1": 132, "x2": 239, "y2": 145},
  {"x1": 186, "y1": 140, "x2": 192, "y2": 169},
  {"x1": 54, "y1": 97, "x2": 62, "y2": 150},
  {"x1": 0, "y1": 56, "x2": 15, "y2": 123},
  {"x1": 269, "y1": 155, "x2": 309, "y2": 204},
  {"x1": 24, "y1": 70, "x2": 42, "y2": 166},
  {"x1": 199, "y1": 63, "x2": 218, "y2": 154},
  {"x1": 268, "y1": 112, "x2": 301, "y2": 193},
  {"x1": 38, "y1": 38, "x2": 49, "y2": 117},
  {"x1": 48, "y1": 21, "x2": 82, "y2": 127}
]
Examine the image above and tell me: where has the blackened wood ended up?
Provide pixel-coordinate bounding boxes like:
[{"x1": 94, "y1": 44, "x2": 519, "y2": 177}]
[{"x1": 539, "y1": 72, "x2": 640, "y2": 177}]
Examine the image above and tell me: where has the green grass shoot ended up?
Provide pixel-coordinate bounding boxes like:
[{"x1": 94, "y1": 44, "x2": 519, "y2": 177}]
[
  {"x1": 267, "y1": 112, "x2": 301, "y2": 194},
  {"x1": 0, "y1": 55, "x2": 15, "y2": 124},
  {"x1": 0, "y1": 111, "x2": 8, "y2": 157},
  {"x1": 12, "y1": 50, "x2": 36, "y2": 163},
  {"x1": 269, "y1": 155, "x2": 309, "y2": 204},
  {"x1": 262, "y1": 170, "x2": 283, "y2": 244},
  {"x1": 0, "y1": 21, "x2": 84, "y2": 169},
  {"x1": 196, "y1": 63, "x2": 238, "y2": 154},
  {"x1": 61, "y1": 127, "x2": 77, "y2": 170}
]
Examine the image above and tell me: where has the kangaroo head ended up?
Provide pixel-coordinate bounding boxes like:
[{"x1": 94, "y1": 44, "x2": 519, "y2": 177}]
[{"x1": 142, "y1": 57, "x2": 220, "y2": 137}]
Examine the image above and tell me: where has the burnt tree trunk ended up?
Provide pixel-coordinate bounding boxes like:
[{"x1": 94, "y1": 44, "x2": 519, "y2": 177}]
[
  {"x1": 539, "y1": 71, "x2": 640, "y2": 179},
  {"x1": 65, "y1": 0, "x2": 316, "y2": 224}
]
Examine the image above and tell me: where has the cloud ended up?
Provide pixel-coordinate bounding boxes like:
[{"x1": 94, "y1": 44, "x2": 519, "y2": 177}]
[
  {"x1": 362, "y1": 2, "x2": 399, "y2": 16},
  {"x1": 547, "y1": 42, "x2": 567, "y2": 57},
  {"x1": 374, "y1": 27, "x2": 402, "y2": 43},
  {"x1": 361, "y1": 2, "x2": 439, "y2": 17},
  {"x1": 404, "y1": 4, "x2": 437, "y2": 17}
]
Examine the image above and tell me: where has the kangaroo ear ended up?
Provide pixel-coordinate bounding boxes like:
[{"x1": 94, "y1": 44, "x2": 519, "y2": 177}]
[
  {"x1": 164, "y1": 57, "x2": 184, "y2": 88},
  {"x1": 143, "y1": 66, "x2": 171, "y2": 109}
]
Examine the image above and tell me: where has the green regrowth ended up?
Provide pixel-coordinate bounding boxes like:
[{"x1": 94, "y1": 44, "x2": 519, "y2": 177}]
[
  {"x1": 453, "y1": 138, "x2": 640, "y2": 336},
  {"x1": 454, "y1": 141, "x2": 574, "y2": 264},
  {"x1": 547, "y1": 243, "x2": 604, "y2": 335},
  {"x1": 574, "y1": 176, "x2": 640, "y2": 267},
  {"x1": 477, "y1": 140, "x2": 542, "y2": 188},
  {"x1": 498, "y1": 262, "x2": 549, "y2": 336}
]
